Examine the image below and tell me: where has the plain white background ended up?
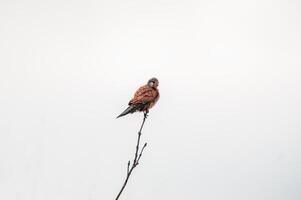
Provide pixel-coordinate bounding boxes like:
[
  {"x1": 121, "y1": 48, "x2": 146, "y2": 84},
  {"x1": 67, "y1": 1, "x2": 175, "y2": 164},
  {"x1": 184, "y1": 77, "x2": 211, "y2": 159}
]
[{"x1": 0, "y1": 0, "x2": 300, "y2": 199}]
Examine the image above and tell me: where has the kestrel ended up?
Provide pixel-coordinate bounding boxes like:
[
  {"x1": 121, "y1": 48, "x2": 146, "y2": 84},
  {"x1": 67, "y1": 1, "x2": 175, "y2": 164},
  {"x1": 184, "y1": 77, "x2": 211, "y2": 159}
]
[{"x1": 117, "y1": 77, "x2": 160, "y2": 118}]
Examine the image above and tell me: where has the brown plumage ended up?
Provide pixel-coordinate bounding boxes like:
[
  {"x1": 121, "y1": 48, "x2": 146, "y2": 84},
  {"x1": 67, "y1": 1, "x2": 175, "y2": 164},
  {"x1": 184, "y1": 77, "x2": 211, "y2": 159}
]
[{"x1": 117, "y1": 78, "x2": 160, "y2": 118}]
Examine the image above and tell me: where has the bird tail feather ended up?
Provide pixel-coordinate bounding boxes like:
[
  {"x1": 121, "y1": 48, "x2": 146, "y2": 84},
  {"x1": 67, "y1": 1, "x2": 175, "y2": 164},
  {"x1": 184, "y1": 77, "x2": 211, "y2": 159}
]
[{"x1": 116, "y1": 103, "x2": 146, "y2": 118}]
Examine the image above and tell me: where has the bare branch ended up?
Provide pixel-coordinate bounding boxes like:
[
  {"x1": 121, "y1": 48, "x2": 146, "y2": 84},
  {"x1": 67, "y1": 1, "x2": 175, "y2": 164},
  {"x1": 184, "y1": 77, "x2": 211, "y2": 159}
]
[
  {"x1": 115, "y1": 112, "x2": 149, "y2": 200},
  {"x1": 127, "y1": 161, "x2": 130, "y2": 174},
  {"x1": 137, "y1": 143, "x2": 147, "y2": 164}
]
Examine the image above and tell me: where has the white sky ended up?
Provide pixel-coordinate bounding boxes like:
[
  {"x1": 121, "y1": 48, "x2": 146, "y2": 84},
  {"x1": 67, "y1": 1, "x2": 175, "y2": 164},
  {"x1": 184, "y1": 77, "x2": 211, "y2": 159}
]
[{"x1": 0, "y1": 0, "x2": 300, "y2": 200}]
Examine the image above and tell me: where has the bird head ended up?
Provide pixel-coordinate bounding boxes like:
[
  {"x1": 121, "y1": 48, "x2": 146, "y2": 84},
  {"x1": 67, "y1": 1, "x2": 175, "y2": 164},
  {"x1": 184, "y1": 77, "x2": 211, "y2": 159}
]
[{"x1": 147, "y1": 77, "x2": 159, "y2": 88}]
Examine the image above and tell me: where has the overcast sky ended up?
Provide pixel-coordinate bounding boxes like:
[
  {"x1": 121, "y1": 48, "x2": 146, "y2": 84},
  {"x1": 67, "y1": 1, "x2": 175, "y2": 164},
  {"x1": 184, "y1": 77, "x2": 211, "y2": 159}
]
[{"x1": 0, "y1": 0, "x2": 300, "y2": 200}]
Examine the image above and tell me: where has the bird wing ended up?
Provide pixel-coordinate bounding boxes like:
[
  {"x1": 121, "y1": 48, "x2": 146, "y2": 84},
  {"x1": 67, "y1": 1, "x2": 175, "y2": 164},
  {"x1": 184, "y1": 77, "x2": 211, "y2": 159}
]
[{"x1": 129, "y1": 85, "x2": 158, "y2": 105}]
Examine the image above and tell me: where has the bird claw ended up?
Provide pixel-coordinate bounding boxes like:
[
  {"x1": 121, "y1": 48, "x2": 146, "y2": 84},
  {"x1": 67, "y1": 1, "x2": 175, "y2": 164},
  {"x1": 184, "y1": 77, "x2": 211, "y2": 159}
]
[{"x1": 144, "y1": 111, "x2": 149, "y2": 118}]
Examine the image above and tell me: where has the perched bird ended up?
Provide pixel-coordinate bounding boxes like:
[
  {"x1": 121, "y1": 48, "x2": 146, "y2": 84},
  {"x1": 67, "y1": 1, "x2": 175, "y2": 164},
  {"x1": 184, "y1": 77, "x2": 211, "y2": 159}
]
[{"x1": 117, "y1": 78, "x2": 160, "y2": 118}]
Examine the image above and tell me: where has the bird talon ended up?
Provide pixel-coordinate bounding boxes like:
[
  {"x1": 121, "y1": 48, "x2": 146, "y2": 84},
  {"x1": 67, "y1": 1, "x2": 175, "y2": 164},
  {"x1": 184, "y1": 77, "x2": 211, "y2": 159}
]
[{"x1": 144, "y1": 111, "x2": 149, "y2": 118}]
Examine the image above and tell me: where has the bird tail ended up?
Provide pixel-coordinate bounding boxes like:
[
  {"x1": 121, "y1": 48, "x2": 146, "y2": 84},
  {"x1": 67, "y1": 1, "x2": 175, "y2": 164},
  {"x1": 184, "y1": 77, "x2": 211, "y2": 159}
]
[{"x1": 116, "y1": 103, "x2": 146, "y2": 118}]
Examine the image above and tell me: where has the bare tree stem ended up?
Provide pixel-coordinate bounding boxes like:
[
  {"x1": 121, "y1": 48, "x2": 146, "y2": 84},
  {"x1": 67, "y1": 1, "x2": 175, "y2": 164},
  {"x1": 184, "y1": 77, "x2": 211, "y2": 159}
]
[{"x1": 115, "y1": 113, "x2": 148, "y2": 200}]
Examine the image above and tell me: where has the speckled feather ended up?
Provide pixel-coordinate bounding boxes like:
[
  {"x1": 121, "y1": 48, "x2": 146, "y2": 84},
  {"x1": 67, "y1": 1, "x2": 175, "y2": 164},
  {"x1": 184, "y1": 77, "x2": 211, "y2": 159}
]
[
  {"x1": 117, "y1": 78, "x2": 159, "y2": 118},
  {"x1": 129, "y1": 85, "x2": 159, "y2": 111}
]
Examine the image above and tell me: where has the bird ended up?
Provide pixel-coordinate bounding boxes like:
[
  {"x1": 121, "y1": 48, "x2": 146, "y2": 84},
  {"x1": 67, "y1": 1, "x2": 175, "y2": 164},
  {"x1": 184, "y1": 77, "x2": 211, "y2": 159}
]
[{"x1": 117, "y1": 77, "x2": 160, "y2": 118}]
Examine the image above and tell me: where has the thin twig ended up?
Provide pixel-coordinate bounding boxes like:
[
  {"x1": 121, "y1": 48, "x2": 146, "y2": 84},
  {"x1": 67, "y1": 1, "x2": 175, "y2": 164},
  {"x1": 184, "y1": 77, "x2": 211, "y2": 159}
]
[
  {"x1": 127, "y1": 161, "x2": 130, "y2": 174},
  {"x1": 115, "y1": 112, "x2": 148, "y2": 200},
  {"x1": 137, "y1": 143, "x2": 147, "y2": 163}
]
